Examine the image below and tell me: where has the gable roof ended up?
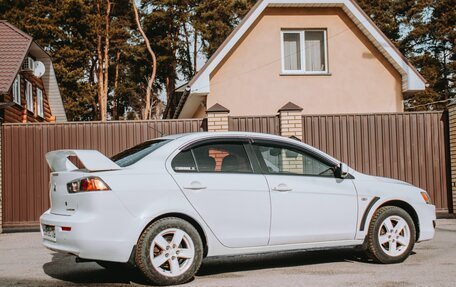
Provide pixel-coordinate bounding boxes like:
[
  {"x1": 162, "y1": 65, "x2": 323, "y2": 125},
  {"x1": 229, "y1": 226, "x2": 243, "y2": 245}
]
[
  {"x1": 0, "y1": 21, "x2": 67, "y2": 122},
  {"x1": 0, "y1": 20, "x2": 33, "y2": 94},
  {"x1": 173, "y1": 0, "x2": 427, "y2": 118}
]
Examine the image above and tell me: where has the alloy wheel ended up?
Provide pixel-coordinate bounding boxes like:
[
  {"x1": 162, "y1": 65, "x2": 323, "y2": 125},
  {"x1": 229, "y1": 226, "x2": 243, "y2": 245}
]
[
  {"x1": 378, "y1": 215, "x2": 411, "y2": 257},
  {"x1": 150, "y1": 228, "x2": 195, "y2": 277}
]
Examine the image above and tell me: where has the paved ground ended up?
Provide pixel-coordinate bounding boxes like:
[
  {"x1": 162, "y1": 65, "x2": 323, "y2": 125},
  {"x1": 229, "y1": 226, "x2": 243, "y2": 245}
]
[{"x1": 0, "y1": 220, "x2": 455, "y2": 287}]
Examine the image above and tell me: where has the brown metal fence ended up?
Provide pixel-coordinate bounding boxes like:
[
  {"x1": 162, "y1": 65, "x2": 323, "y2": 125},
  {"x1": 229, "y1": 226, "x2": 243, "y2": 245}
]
[
  {"x1": 302, "y1": 112, "x2": 450, "y2": 213},
  {"x1": 1, "y1": 119, "x2": 206, "y2": 228},
  {"x1": 229, "y1": 116, "x2": 280, "y2": 135},
  {"x1": 1, "y1": 112, "x2": 451, "y2": 229}
]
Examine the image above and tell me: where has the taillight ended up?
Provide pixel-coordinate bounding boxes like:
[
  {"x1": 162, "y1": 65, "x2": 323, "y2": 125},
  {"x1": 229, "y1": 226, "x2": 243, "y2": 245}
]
[{"x1": 67, "y1": 177, "x2": 110, "y2": 193}]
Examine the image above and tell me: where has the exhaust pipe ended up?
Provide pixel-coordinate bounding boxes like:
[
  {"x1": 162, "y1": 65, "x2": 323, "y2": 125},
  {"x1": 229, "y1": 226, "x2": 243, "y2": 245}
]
[{"x1": 75, "y1": 257, "x2": 95, "y2": 263}]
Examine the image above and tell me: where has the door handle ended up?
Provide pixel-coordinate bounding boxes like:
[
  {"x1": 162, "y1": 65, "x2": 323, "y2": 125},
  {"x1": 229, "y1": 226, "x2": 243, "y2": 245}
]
[
  {"x1": 272, "y1": 183, "x2": 292, "y2": 192},
  {"x1": 183, "y1": 181, "x2": 207, "y2": 190}
]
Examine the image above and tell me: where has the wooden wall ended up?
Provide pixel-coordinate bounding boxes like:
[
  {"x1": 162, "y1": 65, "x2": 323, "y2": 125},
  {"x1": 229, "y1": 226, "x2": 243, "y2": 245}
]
[{"x1": 2, "y1": 71, "x2": 53, "y2": 123}]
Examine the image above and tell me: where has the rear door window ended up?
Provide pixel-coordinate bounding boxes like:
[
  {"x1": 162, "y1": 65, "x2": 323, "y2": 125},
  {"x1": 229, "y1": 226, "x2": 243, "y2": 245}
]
[
  {"x1": 172, "y1": 141, "x2": 254, "y2": 173},
  {"x1": 193, "y1": 143, "x2": 253, "y2": 173}
]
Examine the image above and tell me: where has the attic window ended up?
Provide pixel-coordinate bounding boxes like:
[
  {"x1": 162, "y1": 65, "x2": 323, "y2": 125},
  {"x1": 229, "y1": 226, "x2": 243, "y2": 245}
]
[
  {"x1": 12, "y1": 74, "x2": 21, "y2": 105},
  {"x1": 281, "y1": 30, "x2": 328, "y2": 74}
]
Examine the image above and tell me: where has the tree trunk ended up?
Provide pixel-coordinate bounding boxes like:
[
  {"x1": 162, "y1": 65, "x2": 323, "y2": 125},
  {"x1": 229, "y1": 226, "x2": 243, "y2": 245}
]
[
  {"x1": 96, "y1": 31, "x2": 104, "y2": 120},
  {"x1": 132, "y1": 0, "x2": 157, "y2": 120},
  {"x1": 193, "y1": 29, "x2": 198, "y2": 75},
  {"x1": 102, "y1": 0, "x2": 111, "y2": 120},
  {"x1": 112, "y1": 50, "x2": 121, "y2": 120},
  {"x1": 96, "y1": 0, "x2": 111, "y2": 121},
  {"x1": 182, "y1": 23, "x2": 193, "y2": 77}
]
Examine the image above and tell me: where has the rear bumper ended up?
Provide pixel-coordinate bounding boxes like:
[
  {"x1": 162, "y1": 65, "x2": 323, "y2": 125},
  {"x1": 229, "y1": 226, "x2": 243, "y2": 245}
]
[{"x1": 40, "y1": 209, "x2": 136, "y2": 263}]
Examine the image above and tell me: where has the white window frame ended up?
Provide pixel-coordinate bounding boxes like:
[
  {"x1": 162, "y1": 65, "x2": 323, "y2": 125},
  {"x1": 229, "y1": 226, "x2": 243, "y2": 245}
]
[
  {"x1": 12, "y1": 74, "x2": 21, "y2": 105},
  {"x1": 37, "y1": 88, "x2": 44, "y2": 117},
  {"x1": 25, "y1": 80, "x2": 34, "y2": 113},
  {"x1": 280, "y1": 29, "x2": 328, "y2": 75}
]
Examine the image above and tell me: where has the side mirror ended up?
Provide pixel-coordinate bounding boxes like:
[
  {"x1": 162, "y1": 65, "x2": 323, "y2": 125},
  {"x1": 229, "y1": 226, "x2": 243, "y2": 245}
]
[{"x1": 338, "y1": 163, "x2": 349, "y2": 178}]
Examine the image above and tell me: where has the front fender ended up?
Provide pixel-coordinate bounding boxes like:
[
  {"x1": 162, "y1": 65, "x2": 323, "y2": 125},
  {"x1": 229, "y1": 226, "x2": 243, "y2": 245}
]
[{"x1": 355, "y1": 196, "x2": 432, "y2": 241}]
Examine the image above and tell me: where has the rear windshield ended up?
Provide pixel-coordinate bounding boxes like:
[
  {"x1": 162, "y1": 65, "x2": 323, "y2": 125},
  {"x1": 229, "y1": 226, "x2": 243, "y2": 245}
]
[{"x1": 111, "y1": 139, "x2": 172, "y2": 167}]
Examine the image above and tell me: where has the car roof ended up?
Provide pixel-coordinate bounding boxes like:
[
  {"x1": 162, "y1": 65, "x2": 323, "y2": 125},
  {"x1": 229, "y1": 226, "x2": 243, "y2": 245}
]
[
  {"x1": 160, "y1": 131, "x2": 282, "y2": 141},
  {"x1": 158, "y1": 132, "x2": 340, "y2": 165}
]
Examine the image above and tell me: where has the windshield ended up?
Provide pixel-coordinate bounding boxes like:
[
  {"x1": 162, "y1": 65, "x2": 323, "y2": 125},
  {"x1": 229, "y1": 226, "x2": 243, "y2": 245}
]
[{"x1": 111, "y1": 139, "x2": 172, "y2": 167}]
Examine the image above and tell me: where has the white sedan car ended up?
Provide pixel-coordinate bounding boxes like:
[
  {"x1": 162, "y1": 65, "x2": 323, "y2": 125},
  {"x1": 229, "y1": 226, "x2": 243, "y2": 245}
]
[{"x1": 40, "y1": 132, "x2": 436, "y2": 285}]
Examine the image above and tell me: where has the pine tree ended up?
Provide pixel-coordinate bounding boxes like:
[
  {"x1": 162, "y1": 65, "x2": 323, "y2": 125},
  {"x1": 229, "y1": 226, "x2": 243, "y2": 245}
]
[
  {"x1": 358, "y1": 0, "x2": 455, "y2": 111},
  {"x1": 194, "y1": 0, "x2": 257, "y2": 57}
]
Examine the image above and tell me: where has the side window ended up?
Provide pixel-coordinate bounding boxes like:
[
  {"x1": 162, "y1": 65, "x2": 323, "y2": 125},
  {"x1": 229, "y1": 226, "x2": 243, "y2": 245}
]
[
  {"x1": 193, "y1": 142, "x2": 253, "y2": 173},
  {"x1": 25, "y1": 80, "x2": 33, "y2": 112},
  {"x1": 12, "y1": 74, "x2": 21, "y2": 105},
  {"x1": 171, "y1": 150, "x2": 197, "y2": 172},
  {"x1": 253, "y1": 143, "x2": 335, "y2": 177}
]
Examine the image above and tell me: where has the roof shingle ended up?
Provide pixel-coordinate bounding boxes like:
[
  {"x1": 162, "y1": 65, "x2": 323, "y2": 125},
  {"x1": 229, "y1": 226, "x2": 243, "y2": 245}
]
[{"x1": 0, "y1": 21, "x2": 33, "y2": 94}]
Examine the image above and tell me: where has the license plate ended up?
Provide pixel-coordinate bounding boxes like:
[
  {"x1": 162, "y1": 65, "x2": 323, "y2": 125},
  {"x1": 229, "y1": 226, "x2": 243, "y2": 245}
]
[{"x1": 42, "y1": 225, "x2": 56, "y2": 242}]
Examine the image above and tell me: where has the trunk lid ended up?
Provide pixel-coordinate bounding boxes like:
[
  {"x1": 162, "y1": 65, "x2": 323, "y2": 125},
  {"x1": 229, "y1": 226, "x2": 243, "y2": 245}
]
[
  {"x1": 46, "y1": 149, "x2": 120, "y2": 216},
  {"x1": 49, "y1": 171, "x2": 86, "y2": 215}
]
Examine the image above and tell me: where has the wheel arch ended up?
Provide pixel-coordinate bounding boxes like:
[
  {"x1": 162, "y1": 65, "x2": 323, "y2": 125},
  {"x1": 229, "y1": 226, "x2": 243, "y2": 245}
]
[
  {"x1": 139, "y1": 212, "x2": 209, "y2": 258},
  {"x1": 376, "y1": 200, "x2": 420, "y2": 241}
]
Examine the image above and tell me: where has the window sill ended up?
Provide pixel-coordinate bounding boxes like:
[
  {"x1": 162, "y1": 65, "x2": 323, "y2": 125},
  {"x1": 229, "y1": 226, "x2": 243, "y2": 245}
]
[
  {"x1": 11, "y1": 102, "x2": 22, "y2": 109},
  {"x1": 280, "y1": 72, "x2": 332, "y2": 76}
]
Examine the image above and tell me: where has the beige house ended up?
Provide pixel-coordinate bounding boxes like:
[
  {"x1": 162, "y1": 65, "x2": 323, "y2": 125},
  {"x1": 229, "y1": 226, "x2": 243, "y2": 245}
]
[{"x1": 168, "y1": 0, "x2": 426, "y2": 119}]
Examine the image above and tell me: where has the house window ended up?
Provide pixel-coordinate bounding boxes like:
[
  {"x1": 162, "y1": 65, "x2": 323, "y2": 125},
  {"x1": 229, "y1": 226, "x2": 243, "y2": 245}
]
[
  {"x1": 281, "y1": 30, "x2": 328, "y2": 74},
  {"x1": 37, "y1": 88, "x2": 44, "y2": 117},
  {"x1": 12, "y1": 74, "x2": 21, "y2": 105},
  {"x1": 25, "y1": 80, "x2": 33, "y2": 113}
]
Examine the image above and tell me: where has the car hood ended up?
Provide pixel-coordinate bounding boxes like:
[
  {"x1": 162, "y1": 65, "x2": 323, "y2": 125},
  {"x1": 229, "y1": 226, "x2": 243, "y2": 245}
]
[
  {"x1": 371, "y1": 176, "x2": 412, "y2": 186},
  {"x1": 351, "y1": 169, "x2": 412, "y2": 187}
]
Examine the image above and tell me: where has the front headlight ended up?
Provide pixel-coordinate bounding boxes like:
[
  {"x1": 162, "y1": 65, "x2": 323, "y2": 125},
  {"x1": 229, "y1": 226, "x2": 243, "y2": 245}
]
[{"x1": 420, "y1": 191, "x2": 432, "y2": 204}]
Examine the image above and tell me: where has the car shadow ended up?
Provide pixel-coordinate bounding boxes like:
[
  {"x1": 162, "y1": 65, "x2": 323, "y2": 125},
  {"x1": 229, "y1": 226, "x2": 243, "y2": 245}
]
[
  {"x1": 43, "y1": 252, "x2": 149, "y2": 285},
  {"x1": 197, "y1": 248, "x2": 371, "y2": 276},
  {"x1": 42, "y1": 248, "x2": 386, "y2": 285}
]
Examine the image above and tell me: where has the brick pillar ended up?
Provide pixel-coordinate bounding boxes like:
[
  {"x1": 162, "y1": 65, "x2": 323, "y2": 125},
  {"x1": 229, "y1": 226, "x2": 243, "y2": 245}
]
[
  {"x1": 206, "y1": 103, "x2": 229, "y2": 132},
  {"x1": 448, "y1": 102, "x2": 456, "y2": 213},
  {"x1": 278, "y1": 102, "x2": 303, "y2": 141},
  {"x1": 0, "y1": 124, "x2": 2, "y2": 233}
]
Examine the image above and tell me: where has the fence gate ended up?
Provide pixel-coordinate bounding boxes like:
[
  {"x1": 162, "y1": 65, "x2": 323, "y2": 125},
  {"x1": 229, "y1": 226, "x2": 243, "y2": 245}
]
[{"x1": 302, "y1": 112, "x2": 450, "y2": 213}]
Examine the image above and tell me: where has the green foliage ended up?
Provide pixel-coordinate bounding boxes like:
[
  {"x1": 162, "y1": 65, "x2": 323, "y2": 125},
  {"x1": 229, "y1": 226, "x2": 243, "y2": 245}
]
[
  {"x1": 141, "y1": 0, "x2": 256, "y2": 117},
  {"x1": 194, "y1": 0, "x2": 256, "y2": 57},
  {"x1": 358, "y1": 0, "x2": 455, "y2": 111}
]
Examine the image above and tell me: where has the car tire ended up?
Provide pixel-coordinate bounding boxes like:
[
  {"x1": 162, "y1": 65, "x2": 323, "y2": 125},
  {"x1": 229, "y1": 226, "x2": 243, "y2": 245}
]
[
  {"x1": 135, "y1": 217, "x2": 203, "y2": 286},
  {"x1": 366, "y1": 206, "x2": 416, "y2": 264}
]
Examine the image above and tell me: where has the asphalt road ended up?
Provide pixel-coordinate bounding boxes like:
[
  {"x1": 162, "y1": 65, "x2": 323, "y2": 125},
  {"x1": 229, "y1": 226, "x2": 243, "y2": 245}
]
[{"x1": 0, "y1": 220, "x2": 455, "y2": 287}]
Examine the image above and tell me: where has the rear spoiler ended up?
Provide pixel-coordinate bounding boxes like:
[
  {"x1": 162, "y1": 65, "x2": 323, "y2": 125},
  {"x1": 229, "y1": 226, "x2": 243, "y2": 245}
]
[{"x1": 46, "y1": 150, "x2": 121, "y2": 172}]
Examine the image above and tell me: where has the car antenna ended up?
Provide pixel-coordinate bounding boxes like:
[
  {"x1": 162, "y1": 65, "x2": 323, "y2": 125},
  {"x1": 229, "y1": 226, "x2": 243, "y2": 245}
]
[{"x1": 148, "y1": 124, "x2": 166, "y2": 137}]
